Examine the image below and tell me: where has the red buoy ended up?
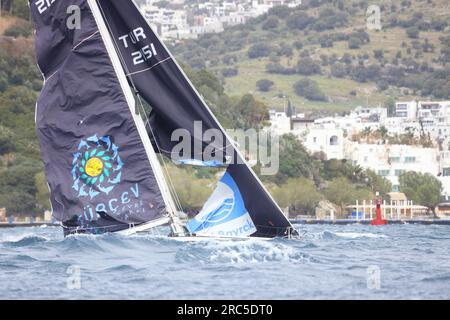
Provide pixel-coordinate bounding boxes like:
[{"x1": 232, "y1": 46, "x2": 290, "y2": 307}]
[{"x1": 371, "y1": 201, "x2": 388, "y2": 226}]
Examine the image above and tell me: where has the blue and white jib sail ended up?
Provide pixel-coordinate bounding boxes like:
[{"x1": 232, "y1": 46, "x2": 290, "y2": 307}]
[{"x1": 186, "y1": 173, "x2": 257, "y2": 238}]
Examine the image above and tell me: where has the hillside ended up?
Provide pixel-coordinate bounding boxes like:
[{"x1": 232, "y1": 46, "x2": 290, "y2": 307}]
[
  {"x1": 0, "y1": 4, "x2": 279, "y2": 216},
  {"x1": 172, "y1": 0, "x2": 450, "y2": 114},
  {"x1": 0, "y1": 0, "x2": 412, "y2": 218}
]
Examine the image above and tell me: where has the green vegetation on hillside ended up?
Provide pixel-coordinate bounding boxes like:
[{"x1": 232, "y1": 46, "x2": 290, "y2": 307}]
[
  {"x1": 0, "y1": 1, "x2": 417, "y2": 218},
  {"x1": 173, "y1": 0, "x2": 450, "y2": 113}
]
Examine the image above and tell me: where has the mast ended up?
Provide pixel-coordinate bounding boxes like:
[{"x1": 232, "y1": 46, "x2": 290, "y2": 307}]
[
  {"x1": 87, "y1": 0, "x2": 185, "y2": 236},
  {"x1": 128, "y1": 0, "x2": 296, "y2": 235}
]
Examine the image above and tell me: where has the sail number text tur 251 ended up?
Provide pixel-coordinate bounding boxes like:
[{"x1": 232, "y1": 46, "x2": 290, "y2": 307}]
[{"x1": 118, "y1": 27, "x2": 158, "y2": 66}]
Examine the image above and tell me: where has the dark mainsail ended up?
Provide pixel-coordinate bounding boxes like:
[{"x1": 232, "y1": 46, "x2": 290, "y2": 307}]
[
  {"x1": 29, "y1": 0, "x2": 169, "y2": 235},
  {"x1": 97, "y1": 0, "x2": 297, "y2": 238}
]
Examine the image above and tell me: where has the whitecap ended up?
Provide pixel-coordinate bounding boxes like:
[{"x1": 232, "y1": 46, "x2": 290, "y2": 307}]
[
  {"x1": 176, "y1": 239, "x2": 310, "y2": 264},
  {"x1": 333, "y1": 232, "x2": 388, "y2": 239}
]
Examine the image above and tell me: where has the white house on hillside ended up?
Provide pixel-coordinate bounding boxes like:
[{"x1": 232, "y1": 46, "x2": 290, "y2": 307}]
[
  {"x1": 395, "y1": 101, "x2": 418, "y2": 120},
  {"x1": 345, "y1": 142, "x2": 444, "y2": 192},
  {"x1": 303, "y1": 126, "x2": 344, "y2": 160}
]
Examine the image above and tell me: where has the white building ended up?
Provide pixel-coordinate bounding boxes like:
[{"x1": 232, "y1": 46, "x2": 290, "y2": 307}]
[
  {"x1": 417, "y1": 101, "x2": 450, "y2": 140},
  {"x1": 417, "y1": 101, "x2": 450, "y2": 119},
  {"x1": 395, "y1": 101, "x2": 418, "y2": 120},
  {"x1": 291, "y1": 117, "x2": 345, "y2": 160},
  {"x1": 141, "y1": 0, "x2": 302, "y2": 40},
  {"x1": 220, "y1": 12, "x2": 247, "y2": 26},
  {"x1": 303, "y1": 126, "x2": 344, "y2": 160},
  {"x1": 389, "y1": 101, "x2": 450, "y2": 141},
  {"x1": 290, "y1": 116, "x2": 315, "y2": 133},
  {"x1": 345, "y1": 142, "x2": 446, "y2": 191},
  {"x1": 353, "y1": 106, "x2": 387, "y2": 122},
  {"x1": 144, "y1": 7, "x2": 190, "y2": 40},
  {"x1": 269, "y1": 99, "x2": 450, "y2": 196},
  {"x1": 268, "y1": 111, "x2": 291, "y2": 136}
]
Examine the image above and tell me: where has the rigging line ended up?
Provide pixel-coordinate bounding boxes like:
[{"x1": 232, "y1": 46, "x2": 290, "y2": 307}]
[
  {"x1": 140, "y1": 105, "x2": 187, "y2": 217},
  {"x1": 97, "y1": 3, "x2": 185, "y2": 215},
  {"x1": 136, "y1": 96, "x2": 186, "y2": 215}
]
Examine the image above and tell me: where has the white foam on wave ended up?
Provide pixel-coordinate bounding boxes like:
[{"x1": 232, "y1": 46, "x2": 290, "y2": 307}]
[
  {"x1": 65, "y1": 233, "x2": 100, "y2": 241},
  {"x1": 189, "y1": 239, "x2": 308, "y2": 264},
  {"x1": 305, "y1": 230, "x2": 388, "y2": 240},
  {"x1": 333, "y1": 232, "x2": 387, "y2": 239}
]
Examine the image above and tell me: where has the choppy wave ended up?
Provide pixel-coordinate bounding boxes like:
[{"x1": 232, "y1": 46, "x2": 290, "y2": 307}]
[
  {"x1": 1, "y1": 224, "x2": 450, "y2": 299},
  {"x1": 175, "y1": 239, "x2": 312, "y2": 264},
  {"x1": 422, "y1": 273, "x2": 450, "y2": 282},
  {"x1": 304, "y1": 230, "x2": 387, "y2": 241},
  {"x1": 2, "y1": 235, "x2": 50, "y2": 248},
  {"x1": 333, "y1": 232, "x2": 388, "y2": 239}
]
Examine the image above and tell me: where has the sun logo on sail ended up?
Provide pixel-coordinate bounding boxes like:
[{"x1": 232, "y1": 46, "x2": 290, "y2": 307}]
[
  {"x1": 71, "y1": 135, "x2": 123, "y2": 199},
  {"x1": 81, "y1": 149, "x2": 111, "y2": 185}
]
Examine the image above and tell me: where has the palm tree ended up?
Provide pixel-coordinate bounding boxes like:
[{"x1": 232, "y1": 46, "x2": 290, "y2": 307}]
[
  {"x1": 362, "y1": 127, "x2": 372, "y2": 137},
  {"x1": 378, "y1": 125, "x2": 388, "y2": 142},
  {"x1": 351, "y1": 165, "x2": 365, "y2": 182}
]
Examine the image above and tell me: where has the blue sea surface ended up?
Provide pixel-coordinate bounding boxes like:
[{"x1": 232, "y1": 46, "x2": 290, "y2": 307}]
[{"x1": 1, "y1": 224, "x2": 450, "y2": 299}]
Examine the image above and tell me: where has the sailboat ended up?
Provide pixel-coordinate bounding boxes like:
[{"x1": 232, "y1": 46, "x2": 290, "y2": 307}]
[{"x1": 29, "y1": 0, "x2": 299, "y2": 240}]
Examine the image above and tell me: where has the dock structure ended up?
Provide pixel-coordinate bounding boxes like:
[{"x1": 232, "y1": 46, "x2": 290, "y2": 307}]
[
  {"x1": 348, "y1": 199, "x2": 428, "y2": 221},
  {"x1": 291, "y1": 192, "x2": 449, "y2": 225},
  {"x1": 0, "y1": 210, "x2": 58, "y2": 228}
]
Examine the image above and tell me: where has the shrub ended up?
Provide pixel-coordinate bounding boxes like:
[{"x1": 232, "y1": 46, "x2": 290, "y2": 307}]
[
  {"x1": 293, "y1": 41, "x2": 304, "y2": 50},
  {"x1": 331, "y1": 64, "x2": 348, "y2": 78},
  {"x1": 431, "y1": 18, "x2": 448, "y2": 31},
  {"x1": 297, "y1": 58, "x2": 321, "y2": 75},
  {"x1": 406, "y1": 27, "x2": 420, "y2": 39},
  {"x1": 286, "y1": 12, "x2": 315, "y2": 30},
  {"x1": 4, "y1": 20, "x2": 33, "y2": 38},
  {"x1": 293, "y1": 78, "x2": 328, "y2": 102},
  {"x1": 221, "y1": 68, "x2": 238, "y2": 78},
  {"x1": 256, "y1": 79, "x2": 274, "y2": 92},
  {"x1": 377, "y1": 80, "x2": 389, "y2": 91},
  {"x1": 318, "y1": 35, "x2": 334, "y2": 48},
  {"x1": 374, "y1": 50, "x2": 384, "y2": 60},
  {"x1": 248, "y1": 43, "x2": 273, "y2": 59},
  {"x1": 278, "y1": 44, "x2": 293, "y2": 57},
  {"x1": 262, "y1": 16, "x2": 280, "y2": 30},
  {"x1": 0, "y1": 125, "x2": 16, "y2": 155},
  {"x1": 348, "y1": 37, "x2": 362, "y2": 49},
  {"x1": 266, "y1": 63, "x2": 296, "y2": 75}
]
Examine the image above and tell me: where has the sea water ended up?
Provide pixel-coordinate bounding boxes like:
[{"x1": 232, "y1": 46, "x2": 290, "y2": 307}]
[{"x1": 1, "y1": 224, "x2": 450, "y2": 299}]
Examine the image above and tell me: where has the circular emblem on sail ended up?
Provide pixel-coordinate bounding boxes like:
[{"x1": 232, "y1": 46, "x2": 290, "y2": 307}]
[
  {"x1": 197, "y1": 181, "x2": 235, "y2": 224},
  {"x1": 71, "y1": 135, "x2": 123, "y2": 199},
  {"x1": 85, "y1": 157, "x2": 104, "y2": 177}
]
